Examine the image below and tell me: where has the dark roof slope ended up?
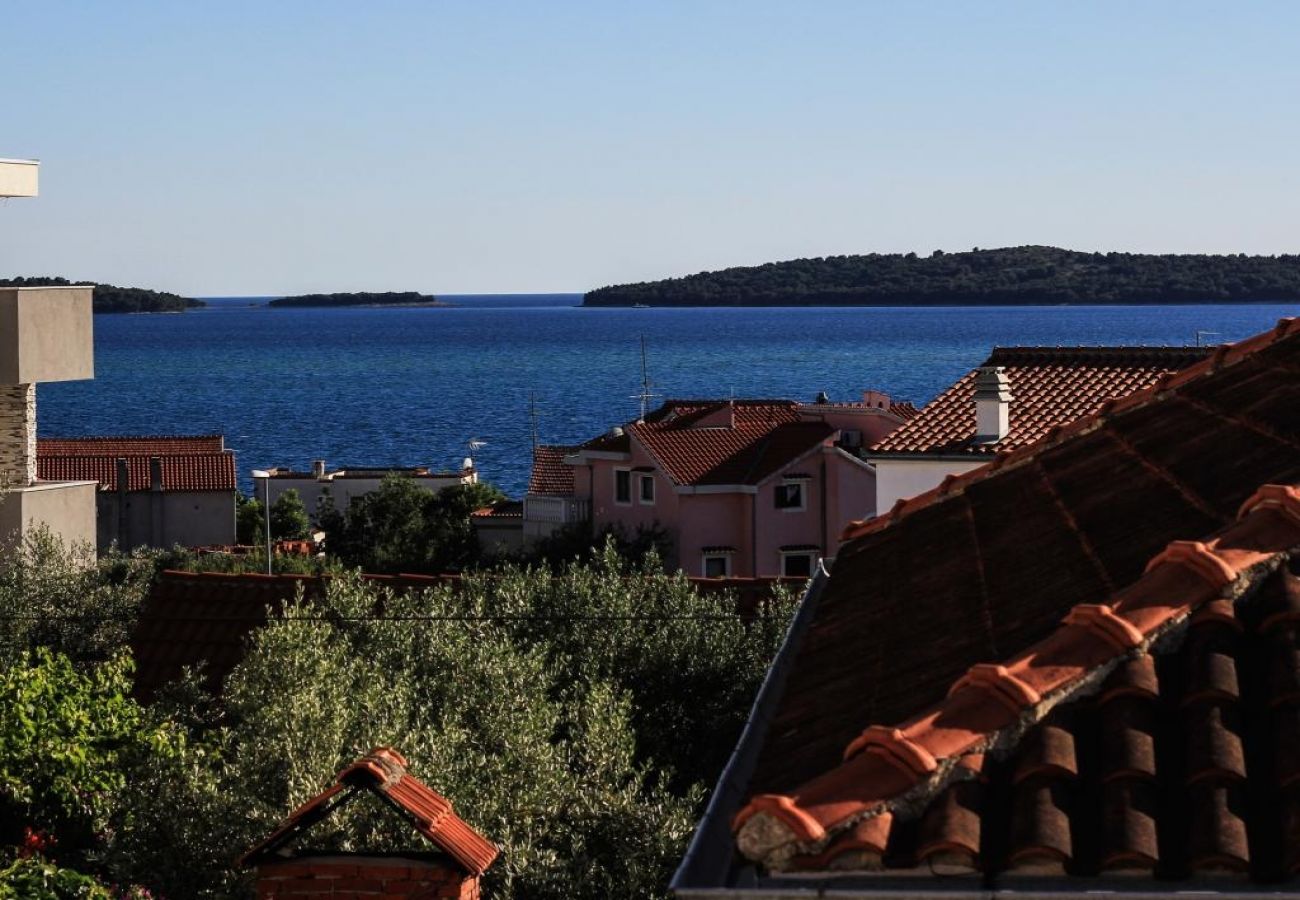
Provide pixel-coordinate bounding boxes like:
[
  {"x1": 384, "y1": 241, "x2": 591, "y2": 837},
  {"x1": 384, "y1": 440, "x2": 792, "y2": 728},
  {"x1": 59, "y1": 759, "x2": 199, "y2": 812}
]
[
  {"x1": 715, "y1": 318, "x2": 1300, "y2": 886},
  {"x1": 872, "y1": 346, "x2": 1212, "y2": 456}
]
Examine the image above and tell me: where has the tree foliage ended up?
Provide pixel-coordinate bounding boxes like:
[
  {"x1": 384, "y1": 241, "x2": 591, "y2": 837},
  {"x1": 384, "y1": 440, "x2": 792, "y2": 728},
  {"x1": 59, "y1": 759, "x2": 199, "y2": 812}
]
[
  {"x1": 268, "y1": 490, "x2": 311, "y2": 541},
  {"x1": 322, "y1": 475, "x2": 505, "y2": 573},
  {"x1": 267, "y1": 292, "x2": 441, "y2": 308},
  {"x1": 0, "y1": 276, "x2": 201, "y2": 314},
  {"x1": 584, "y1": 245, "x2": 1300, "y2": 306}
]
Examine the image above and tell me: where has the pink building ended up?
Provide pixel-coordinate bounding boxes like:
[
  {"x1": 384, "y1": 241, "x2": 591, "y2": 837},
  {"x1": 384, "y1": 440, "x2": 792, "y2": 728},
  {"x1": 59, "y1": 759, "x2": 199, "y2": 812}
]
[{"x1": 530, "y1": 393, "x2": 914, "y2": 577}]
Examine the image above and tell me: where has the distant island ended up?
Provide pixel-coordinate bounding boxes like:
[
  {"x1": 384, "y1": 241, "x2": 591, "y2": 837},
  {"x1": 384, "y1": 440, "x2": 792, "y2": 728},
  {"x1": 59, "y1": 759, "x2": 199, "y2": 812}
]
[
  {"x1": 0, "y1": 276, "x2": 203, "y2": 314},
  {"x1": 583, "y1": 246, "x2": 1300, "y2": 307},
  {"x1": 268, "y1": 291, "x2": 444, "y2": 308}
]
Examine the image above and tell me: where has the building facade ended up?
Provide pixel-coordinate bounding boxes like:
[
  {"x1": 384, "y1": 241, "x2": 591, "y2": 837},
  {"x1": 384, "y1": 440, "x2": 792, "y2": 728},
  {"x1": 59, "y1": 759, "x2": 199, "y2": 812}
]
[
  {"x1": 530, "y1": 392, "x2": 914, "y2": 577},
  {"x1": 37, "y1": 435, "x2": 238, "y2": 550},
  {"x1": 254, "y1": 458, "x2": 478, "y2": 521}
]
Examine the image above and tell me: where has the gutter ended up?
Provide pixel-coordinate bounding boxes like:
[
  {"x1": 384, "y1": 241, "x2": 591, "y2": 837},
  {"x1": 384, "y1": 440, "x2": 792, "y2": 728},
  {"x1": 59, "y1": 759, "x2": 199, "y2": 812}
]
[{"x1": 672, "y1": 565, "x2": 831, "y2": 894}]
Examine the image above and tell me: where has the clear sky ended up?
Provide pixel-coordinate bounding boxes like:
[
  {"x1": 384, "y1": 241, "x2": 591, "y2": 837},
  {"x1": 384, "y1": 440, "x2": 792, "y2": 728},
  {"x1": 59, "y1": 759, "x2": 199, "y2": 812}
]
[{"x1": 3, "y1": 1, "x2": 1298, "y2": 296}]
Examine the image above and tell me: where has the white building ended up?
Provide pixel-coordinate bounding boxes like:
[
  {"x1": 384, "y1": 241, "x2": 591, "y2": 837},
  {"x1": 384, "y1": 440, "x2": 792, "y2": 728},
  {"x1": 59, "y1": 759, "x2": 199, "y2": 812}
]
[{"x1": 253, "y1": 458, "x2": 478, "y2": 520}]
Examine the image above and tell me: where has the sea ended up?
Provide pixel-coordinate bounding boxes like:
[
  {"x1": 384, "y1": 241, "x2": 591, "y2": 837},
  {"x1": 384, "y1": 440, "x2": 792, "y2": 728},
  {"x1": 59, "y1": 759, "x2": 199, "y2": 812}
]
[{"x1": 37, "y1": 295, "x2": 1297, "y2": 496}]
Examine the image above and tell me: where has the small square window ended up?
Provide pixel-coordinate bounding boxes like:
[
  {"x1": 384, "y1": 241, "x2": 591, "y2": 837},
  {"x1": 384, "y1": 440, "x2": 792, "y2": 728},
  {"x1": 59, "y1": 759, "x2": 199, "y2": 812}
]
[
  {"x1": 639, "y1": 473, "x2": 655, "y2": 504},
  {"x1": 614, "y1": 469, "x2": 631, "y2": 504},
  {"x1": 781, "y1": 552, "x2": 815, "y2": 578},
  {"x1": 703, "y1": 555, "x2": 730, "y2": 578},
  {"x1": 775, "y1": 480, "x2": 805, "y2": 511}
]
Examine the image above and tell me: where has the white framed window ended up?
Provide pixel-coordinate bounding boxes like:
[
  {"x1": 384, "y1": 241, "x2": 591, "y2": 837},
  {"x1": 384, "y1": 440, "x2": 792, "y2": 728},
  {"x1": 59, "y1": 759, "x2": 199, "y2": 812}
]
[
  {"x1": 780, "y1": 551, "x2": 817, "y2": 578},
  {"x1": 774, "y1": 478, "x2": 807, "y2": 512},
  {"x1": 614, "y1": 468, "x2": 632, "y2": 505},
  {"x1": 638, "y1": 473, "x2": 656, "y2": 505},
  {"x1": 702, "y1": 554, "x2": 731, "y2": 578}
]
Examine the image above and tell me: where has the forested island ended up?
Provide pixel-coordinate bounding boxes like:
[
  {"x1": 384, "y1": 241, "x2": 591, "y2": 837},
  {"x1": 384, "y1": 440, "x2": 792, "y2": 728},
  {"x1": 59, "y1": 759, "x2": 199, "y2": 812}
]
[
  {"x1": 584, "y1": 246, "x2": 1300, "y2": 307},
  {"x1": 0, "y1": 276, "x2": 202, "y2": 313},
  {"x1": 268, "y1": 291, "x2": 443, "y2": 308}
]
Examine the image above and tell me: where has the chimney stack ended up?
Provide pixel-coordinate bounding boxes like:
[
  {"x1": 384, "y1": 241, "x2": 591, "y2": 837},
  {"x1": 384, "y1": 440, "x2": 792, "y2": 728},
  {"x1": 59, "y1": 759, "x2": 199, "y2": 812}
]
[
  {"x1": 973, "y1": 367, "x2": 1012, "y2": 444},
  {"x1": 313, "y1": 459, "x2": 326, "y2": 479}
]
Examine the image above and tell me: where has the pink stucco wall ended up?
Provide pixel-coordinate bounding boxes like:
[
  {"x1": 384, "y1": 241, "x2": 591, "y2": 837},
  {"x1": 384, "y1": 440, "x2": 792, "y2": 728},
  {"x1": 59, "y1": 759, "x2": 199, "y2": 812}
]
[{"x1": 573, "y1": 441, "x2": 877, "y2": 577}]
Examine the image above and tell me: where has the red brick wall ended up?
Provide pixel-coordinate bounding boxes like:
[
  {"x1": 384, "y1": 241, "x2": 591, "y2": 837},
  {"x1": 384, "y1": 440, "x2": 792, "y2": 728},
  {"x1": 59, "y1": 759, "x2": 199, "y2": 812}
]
[{"x1": 256, "y1": 856, "x2": 479, "y2": 899}]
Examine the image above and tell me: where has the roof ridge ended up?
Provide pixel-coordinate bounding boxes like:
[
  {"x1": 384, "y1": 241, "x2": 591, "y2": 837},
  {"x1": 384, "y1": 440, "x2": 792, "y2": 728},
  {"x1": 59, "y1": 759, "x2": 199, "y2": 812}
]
[
  {"x1": 850, "y1": 318, "x2": 1300, "y2": 541},
  {"x1": 732, "y1": 482, "x2": 1300, "y2": 869}
]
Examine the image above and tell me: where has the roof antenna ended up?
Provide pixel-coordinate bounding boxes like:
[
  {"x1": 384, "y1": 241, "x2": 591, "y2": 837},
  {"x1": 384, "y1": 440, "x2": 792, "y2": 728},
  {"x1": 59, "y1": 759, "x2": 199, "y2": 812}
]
[
  {"x1": 528, "y1": 391, "x2": 540, "y2": 451},
  {"x1": 630, "y1": 335, "x2": 658, "y2": 422},
  {"x1": 1195, "y1": 330, "x2": 1220, "y2": 347}
]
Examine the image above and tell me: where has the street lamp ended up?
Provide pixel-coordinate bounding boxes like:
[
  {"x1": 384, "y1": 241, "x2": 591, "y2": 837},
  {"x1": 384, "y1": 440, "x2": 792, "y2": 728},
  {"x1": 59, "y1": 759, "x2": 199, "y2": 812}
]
[{"x1": 250, "y1": 470, "x2": 273, "y2": 575}]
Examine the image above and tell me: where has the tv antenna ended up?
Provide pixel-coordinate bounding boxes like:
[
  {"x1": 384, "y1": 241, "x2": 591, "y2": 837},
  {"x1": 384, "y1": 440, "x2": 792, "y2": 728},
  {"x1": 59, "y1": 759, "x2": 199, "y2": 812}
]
[
  {"x1": 528, "y1": 391, "x2": 540, "y2": 451},
  {"x1": 630, "y1": 335, "x2": 659, "y2": 421},
  {"x1": 1195, "y1": 330, "x2": 1221, "y2": 347}
]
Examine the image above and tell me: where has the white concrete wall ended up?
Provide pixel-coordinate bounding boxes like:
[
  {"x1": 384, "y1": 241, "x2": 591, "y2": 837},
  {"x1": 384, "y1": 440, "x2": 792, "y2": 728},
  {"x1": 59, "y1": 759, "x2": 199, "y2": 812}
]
[
  {"x1": 871, "y1": 458, "x2": 988, "y2": 516},
  {"x1": 0, "y1": 159, "x2": 38, "y2": 197}
]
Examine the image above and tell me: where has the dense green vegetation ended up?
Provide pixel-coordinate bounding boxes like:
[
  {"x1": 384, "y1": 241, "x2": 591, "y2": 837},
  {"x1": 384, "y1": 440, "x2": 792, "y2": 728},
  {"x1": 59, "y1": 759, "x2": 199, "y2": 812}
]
[
  {"x1": 584, "y1": 245, "x2": 1300, "y2": 306},
  {"x1": 1, "y1": 531, "x2": 789, "y2": 897},
  {"x1": 0, "y1": 276, "x2": 202, "y2": 313},
  {"x1": 267, "y1": 291, "x2": 442, "y2": 307}
]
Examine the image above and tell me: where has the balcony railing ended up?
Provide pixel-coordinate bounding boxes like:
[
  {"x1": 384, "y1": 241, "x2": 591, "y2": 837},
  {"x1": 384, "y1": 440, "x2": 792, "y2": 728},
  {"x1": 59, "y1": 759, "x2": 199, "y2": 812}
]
[{"x1": 524, "y1": 495, "x2": 590, "y2": 524}]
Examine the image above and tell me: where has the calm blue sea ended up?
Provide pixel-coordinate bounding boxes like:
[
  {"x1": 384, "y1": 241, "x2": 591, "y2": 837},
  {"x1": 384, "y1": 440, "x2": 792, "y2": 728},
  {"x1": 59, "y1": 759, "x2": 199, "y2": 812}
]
[{"x1": 38, "y1": 295, "x2": 1297, "y2": 496}]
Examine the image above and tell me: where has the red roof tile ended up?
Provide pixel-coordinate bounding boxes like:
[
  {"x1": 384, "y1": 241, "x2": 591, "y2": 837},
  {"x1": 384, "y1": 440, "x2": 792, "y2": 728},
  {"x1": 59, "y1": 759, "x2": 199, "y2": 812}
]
[
  {"x1": 629, "y1": 400, "x2": 833, "y2": 486},
  {"x1": 37, "y1": 435, "x2": 236, "y2": 492},
  {"x1": 527, "y1": 445, "x2": 577, "y2": 496},
  {"x1": 239, "y1": 747, "x2": 498, "y2": 876},
  {"x1": 872, "y1": 346, "x2": 1212, "y2": 456},
  {"x1": 710, "y1": 319, "x2": 1300, "y2": 886}
]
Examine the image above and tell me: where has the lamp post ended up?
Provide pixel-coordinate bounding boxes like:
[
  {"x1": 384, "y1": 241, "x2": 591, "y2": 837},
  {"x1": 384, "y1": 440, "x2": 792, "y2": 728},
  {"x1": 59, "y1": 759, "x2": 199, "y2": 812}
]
[{"x1": 250, "y1": 470, "x2": 273, "y2": 575}]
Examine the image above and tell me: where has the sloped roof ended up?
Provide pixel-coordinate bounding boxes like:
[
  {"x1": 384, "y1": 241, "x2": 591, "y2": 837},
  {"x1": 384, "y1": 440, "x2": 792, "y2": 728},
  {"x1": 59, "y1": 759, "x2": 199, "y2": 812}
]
[
  {"x1": 527, "y1": 445, "x2": 578, "y2": 496},
  {"x1": 37, "y1": 435, "x2": 236, "y2": 492},
  {"x1": 871, "y1": 346, "x2": 1212, "y2": 456},
  {"x1": 628, "y1": 400, "x2": 833, "y2": 486},
  {"x1": 239, "y1": 747, "x2": 498, "y2": 876},
  {"x1": 673, "y1": 319, "x2": 1300, "y2": 889}
]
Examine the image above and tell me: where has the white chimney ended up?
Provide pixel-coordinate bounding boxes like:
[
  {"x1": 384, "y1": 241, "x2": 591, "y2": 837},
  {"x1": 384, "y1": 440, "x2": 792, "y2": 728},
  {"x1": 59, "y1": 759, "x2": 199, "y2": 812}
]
[
  {"x1": 313, "y1": 459, "x2": 326, "y2": 479},
  {"x1": 973, "y1": 367, "x2": 1012, "y2": 444}
]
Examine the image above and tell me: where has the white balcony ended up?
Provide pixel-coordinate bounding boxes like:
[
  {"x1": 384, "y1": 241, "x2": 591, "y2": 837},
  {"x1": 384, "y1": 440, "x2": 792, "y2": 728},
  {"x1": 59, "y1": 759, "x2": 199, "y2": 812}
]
[{"x1": 523, "y1": 495, "x2": 590, "y2": 525}]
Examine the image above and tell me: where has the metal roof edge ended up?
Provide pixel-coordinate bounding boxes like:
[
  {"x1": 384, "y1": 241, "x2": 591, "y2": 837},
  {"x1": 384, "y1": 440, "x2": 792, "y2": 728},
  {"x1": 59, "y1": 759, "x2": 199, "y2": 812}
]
[{"x1": 671, "y1": 566, "x2": 831, "y2": 893}]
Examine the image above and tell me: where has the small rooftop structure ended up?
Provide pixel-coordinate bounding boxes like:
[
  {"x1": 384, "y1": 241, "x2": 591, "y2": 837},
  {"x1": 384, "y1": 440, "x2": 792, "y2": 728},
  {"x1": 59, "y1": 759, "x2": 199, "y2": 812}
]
[
  {"x1": 0, "y1": 158, "x2": 38, "y2": 198},
  {"x1": 240, "y1": 747, "x2": 497, "y2": 899}
]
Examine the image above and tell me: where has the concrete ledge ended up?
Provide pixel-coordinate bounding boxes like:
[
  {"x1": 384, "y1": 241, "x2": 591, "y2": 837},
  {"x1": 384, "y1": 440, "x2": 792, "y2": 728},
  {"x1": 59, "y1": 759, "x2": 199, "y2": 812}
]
[
  {"x1": 0, "y1": 480, "x2": 98, "y2": 553},
  {"x1": 0, "y1": 287, "x2": 94, "y2": 383}
]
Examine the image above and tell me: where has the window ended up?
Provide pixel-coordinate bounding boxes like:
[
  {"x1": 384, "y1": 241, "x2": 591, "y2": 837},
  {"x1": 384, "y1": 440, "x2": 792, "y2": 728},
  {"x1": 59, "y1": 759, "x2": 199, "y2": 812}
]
[
  {"x1": 614, "y1": 469, "x2": 631, "y2": 505},
  {"x1": 775, "y1": 479, "x2": 806, "y2": 511},
  {"x1": 702, "y1": 554, "x2": 731, "y2": 578},
  {"x1": 639, "y1": 473, "x2": 655, "y2": 504},
  {"x1": 781, "y1": 552, "x2": 815, "y2": 578}
]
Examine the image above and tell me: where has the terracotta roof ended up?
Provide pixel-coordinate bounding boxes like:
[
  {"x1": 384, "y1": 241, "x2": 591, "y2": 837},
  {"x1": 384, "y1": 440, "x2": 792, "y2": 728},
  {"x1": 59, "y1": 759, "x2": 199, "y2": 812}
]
[
  {"x1": 37, "y1": 435, "x2": 236, "y2": 492},
  {"x1": 527, "y1": 445, "x2": 577, "y2": 496},
  {"x1": 469, "y1": 500, "x2": 523, "y2": 519},
  {"x1": 628, "y1": 400, "x2": 834, "y2": 486},
  {"x1": 700, "y1": 319, "x2": 1300, "y2": 887},
  {"x1": 38, "y1": 435, "x2": 226, "y2": 454},
  {"x1": 239, "y1": 747, "x2": 498, "y2": 876},
  {"x1": 888, "y1": 400, "x2": 919, "y2": 421},
  {"x1": 871, "y1": 346, "x2": 1212, "y2": 456}
]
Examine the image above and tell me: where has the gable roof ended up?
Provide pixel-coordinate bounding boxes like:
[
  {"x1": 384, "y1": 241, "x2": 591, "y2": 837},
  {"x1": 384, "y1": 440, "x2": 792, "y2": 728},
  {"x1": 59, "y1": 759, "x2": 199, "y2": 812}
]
[
  {"x1": 871, "y1": 346, "x2": 1212, "y2": 456},
  {"x1": 669, "y1": 318, "x2": 1300, "y2": 892},
  {"x1": 37, "y1": 435, "x2": 236, "y2": 492},
  {"x1": 528, "y1": 444, "x2": 578, "y2": 496},
  {"x1": 628, "y1": 400, "x2": 834, "y2": 487},
  {"x1": 238, "y1": 747, "x2": 498, "y2": 875}
]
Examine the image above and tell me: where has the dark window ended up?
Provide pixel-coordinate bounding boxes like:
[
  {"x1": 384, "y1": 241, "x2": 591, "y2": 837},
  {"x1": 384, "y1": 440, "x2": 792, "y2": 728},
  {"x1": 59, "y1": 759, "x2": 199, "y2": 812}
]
[
  {"x1": 639, "y1": 474, "x2": 655, "y2": 503},
  {"x1": 775, "y1": 481, "x2": 804, "y2": 510},
  {"x1": 615, "y1": 470, "x2": 631, "y2": 503},
  {"x1": 782, "y1": 553, "x2": 814, "y2": 578},
  {"x1": 703, "y1": 555, "x2": 729, "y2": 578}
]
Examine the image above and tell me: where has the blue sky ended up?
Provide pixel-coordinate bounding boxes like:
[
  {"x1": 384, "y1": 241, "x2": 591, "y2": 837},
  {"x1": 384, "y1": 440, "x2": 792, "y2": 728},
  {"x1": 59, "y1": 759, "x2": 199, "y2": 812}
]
[{"x1": 3, "y1": 1, "x2": 1298, "y2": 295}]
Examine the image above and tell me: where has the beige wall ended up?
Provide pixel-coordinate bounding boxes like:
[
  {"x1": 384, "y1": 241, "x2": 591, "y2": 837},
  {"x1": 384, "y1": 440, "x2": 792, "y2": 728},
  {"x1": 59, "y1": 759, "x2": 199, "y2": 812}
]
[
  {"x1": 0, "y1": 287, "x2": 95, "y2": 384},
  {"x1": 0, "y1": 159, "x2": 38, "y2": 197},
  {"x1": 871, "y1": 457, "x2": 987, "y2": 516},
  {"x1": 0, "y1": 481, "x2": 98, "y2": 552}
]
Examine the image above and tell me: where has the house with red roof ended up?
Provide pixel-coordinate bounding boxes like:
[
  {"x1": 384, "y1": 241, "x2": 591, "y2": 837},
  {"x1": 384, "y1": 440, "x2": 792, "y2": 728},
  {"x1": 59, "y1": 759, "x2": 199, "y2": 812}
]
[
  {"x1": 535, "y1": 391, "x2": 915, "y2": 577},
  {"x1": 36, "y1": 434, "x2": 237, "y2": 550},
  {"x1": 867, "y1": 346, "x2": 1212, "y2": 516},
  {"x1": 673, "y1": 318, "x2": 1300, "y2": 896}
]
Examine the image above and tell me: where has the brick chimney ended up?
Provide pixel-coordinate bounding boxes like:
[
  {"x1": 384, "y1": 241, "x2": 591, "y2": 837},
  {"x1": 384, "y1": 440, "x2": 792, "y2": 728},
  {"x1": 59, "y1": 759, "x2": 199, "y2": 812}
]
[
  {"x1": 973, "y1": 366, "x2": 1013, "y2": 444},
  {"x1": 240, "y1": 748, "x2": 497, "y2": 900},
  {"x1": 255, "y1": 855, "x2": 482, "y2": 899}
]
